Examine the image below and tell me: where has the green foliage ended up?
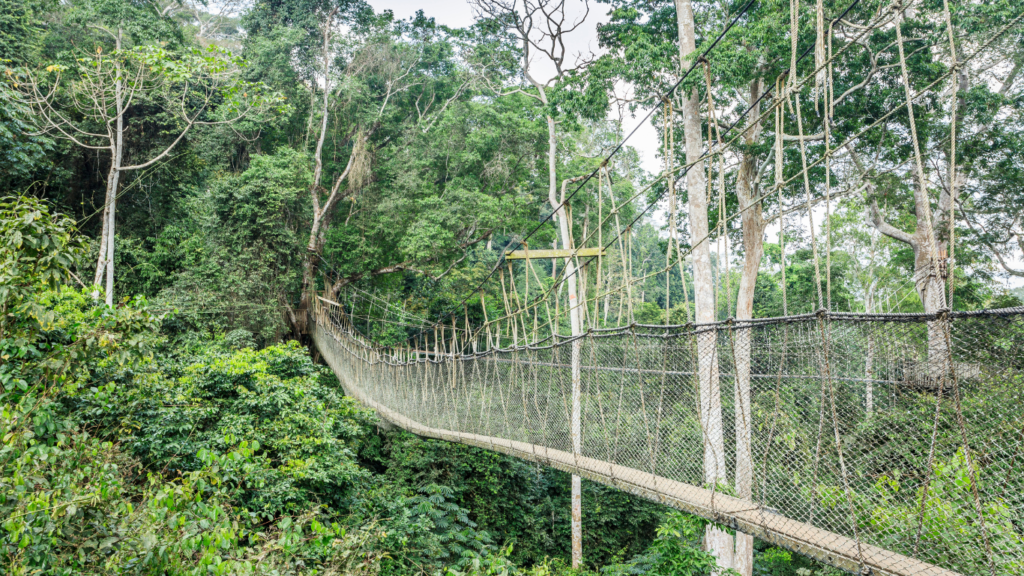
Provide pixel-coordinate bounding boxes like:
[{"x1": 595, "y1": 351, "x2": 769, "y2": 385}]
[
  {"x1": 143, "y1": 148, "x2": 311, "y2": 342},
  {"x1": 91, "y1": 342, "x2": 376, "y2": 519},
  {"x1": 752, "y1": 248, "x2": 855, "y2": 316},
  {"x1": 0, "y1": 83, "x2": 50, "y2": 188},
  {"x1": 0, "y1": 0, "x2": 43, "y2": 62},
  {"x1": 832, "y1": 422, "x2": 1024, "y2": 576},
  {"x1": 632, "y1": 302, "x2": 664, "y2": 324},
  {"x1": 371, "y1": 483, "x2": 500, "y2": 574},
  {"x1": 866, "y1": 450, "x2": 1023, "y2": 573},
  {"x1": 444, "y1": 544, "x2": 518, "y2": 576},
  {"x1": 602, "y1": 512, "x2": 723, "y2": 576},
  {"x1": 0, "y1": 196, "x2": 158, "y2": 406},
  {"x1": 357, "y1": 429, "x2": 664, "y2": 571},
  {"x1": 6, "y1": 0, "x2": 1024, "y2": 572},
  {"x1": 754, "y1": 548, "x2": 793, "y2": 576},
  {"x1": 0, "y1": 195, "x2": 85, "y2": 315},
  {"x1": 0, "y1": 422, "x2": 384, "y2": 576},
  {"x1": 0, "y1": 225, "x2": 380, "y2": 574}
]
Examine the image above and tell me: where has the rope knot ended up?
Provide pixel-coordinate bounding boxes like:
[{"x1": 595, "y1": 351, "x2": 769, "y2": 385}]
[{"x1": 815, "y1": 308, "x2": 828, "y2": 319}]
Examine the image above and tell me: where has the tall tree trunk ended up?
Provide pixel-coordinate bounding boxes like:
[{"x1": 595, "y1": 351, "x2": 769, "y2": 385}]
[
  {"x1": 92, "y1": 185, "x2": 110, "y2": 294},
  {"x1": 895, "y1": 11, "x2": 949, "y2": 379},
  {"x1": 296, "y1": 9, "x2": 340, "y2": 337},
  {"x1": 97, "y1": 28, "x2": 124, "y2": 307},
  {"x1": 864, "y1": 253, "x2": 877, "y2": 415},
  {"x1": 673, "y1": 0, "x2": 728, "y2": 568},
  {"x1": 104, "y1": 163, "x2": 120, "y2": 306},
  {"x1": 731, "y1": 77, "x2": 764, "y2": 576},
  {"x1": 914, "y1": 238, "x2": 949, "y2": 379},
  {"x1": 858, "y1": 173, "x2": 949, "y2": 383},
  {"x1": 548, "y1": 115, "x2": 584, "y2": 569}
]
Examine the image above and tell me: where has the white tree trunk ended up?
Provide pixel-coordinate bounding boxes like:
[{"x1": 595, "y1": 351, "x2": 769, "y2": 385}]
[
  {"x1": 548, "y1": 114, "x2": 585, "y2": 569},
  {"x1": 674, "y1": 0, "x2": 728, "y2": 566},
  {"x1": 104, "y1": 166, "x2": 120, "y2": 306},
  {"x1": 674, "y1": 0, "x2": 723, "y2": 486},
  {"x1": 865, "y1": 269, "x2": 877, "y2": 415},
  {"x1": 92, "y1": 184, "x2": 110, "y2": 295},
  {"x1": 103, "y1": 28, "x2": 124, "y2": 307}
]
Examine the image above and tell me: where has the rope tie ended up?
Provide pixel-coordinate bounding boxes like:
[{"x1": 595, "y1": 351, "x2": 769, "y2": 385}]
[
  {"x1": 794, "y1": 91, "x2": 825, "y2": 310},
  {"x1": 814, "y1": 0, "x2": 826, "y2": 110}
]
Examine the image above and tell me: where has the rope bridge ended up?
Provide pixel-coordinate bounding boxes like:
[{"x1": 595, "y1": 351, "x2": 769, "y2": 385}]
[
  {"x1": 311, "y1": 297, "x2": 1024, "y2": 576},
  {"x1": 303, "y1": 1, "x2": 1024, "y2": 573}
]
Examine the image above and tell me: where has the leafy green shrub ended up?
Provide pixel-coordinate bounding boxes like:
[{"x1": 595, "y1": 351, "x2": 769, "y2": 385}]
[
  {"x1": 0, "y1": 196, "x2": 384, "y2": 574},
  {"x1": 359, "y1": 430, "x2": 664, "y2": 570},
  {"x1": 845, "y1": 450, "x2": 1024, "y2": 575},
  {"x1": 601, "y1": 512, "x2": 724, "y2": 576},
  {"x1": 754, "y1": 548, "x2": 792, "y2": 576},
  {"x1": 0, "y1": 419, "x2": 384, "y2": 576},
  {"x1": 103, "y1": 342, "x2": 378, "y2": 519},
  {"x1": 368, "y1": 484, "x2": 500, "y2": 575},
  {"x1": 224, "y1": 327, "x2": 257, "y2": 350}
]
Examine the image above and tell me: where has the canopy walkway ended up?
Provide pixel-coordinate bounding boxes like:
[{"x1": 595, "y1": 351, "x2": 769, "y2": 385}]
[
  {"x1": 311, "y1": 297, "x2": 1024, "y2": 576},
  {"x1": 304, "y1": 6, "x2": 1024, "y2": 573}
]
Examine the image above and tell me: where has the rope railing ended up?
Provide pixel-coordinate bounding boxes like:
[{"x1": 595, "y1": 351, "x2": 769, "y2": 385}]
[{"x1": 311, "y1": 297, "x2": 1024, "y2": 576}]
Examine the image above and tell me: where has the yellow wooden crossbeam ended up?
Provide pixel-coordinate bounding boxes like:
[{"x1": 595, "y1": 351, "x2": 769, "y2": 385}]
[{"x1": 504, "y1": 247, "x2": 606, "y2": 260}]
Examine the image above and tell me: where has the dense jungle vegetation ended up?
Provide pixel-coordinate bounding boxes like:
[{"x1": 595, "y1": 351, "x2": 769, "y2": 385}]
[
  {"x1": 2, "y1": 0, "x2": 1023, "y2": 574},
  {"x1": 1, "y1": 197, "x2": 800, "y2": 575}
]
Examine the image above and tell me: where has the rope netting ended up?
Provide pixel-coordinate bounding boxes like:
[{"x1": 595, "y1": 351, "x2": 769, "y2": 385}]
[{"x1": 312, "y1": 298, "x2": 1024, "y2": 576}]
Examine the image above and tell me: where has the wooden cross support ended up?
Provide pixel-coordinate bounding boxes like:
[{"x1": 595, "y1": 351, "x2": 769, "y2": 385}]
[{"x1": 505, "y1": 247, "x2": 606, "y2": 260}]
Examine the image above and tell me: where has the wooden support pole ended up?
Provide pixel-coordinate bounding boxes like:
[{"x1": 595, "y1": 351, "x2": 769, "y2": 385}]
[{"x1": 505, "y1": 247, "x2": 606, "y2": 260}]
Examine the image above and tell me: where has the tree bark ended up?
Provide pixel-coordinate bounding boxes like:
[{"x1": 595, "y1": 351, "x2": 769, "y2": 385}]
[
  {"x1": 93, "y1": 184, "x2": 110, "y2": 293},
  {"x1": 104, "y1": 161, "x2": 120, "y2": 307},
  {"x1": 864, "y1": 241, "x2": 877, "y2": 415},
  {"x1": 731, "y1": 77, "x2": 764, "y2": 576},
  {"x1": 673, "y1": 0, "x2": 728, "y2": 568},
  {"x1": 894, "y1": 13, "x2": 949, "y2": 377},
  {"x1": 854, "y1": 145, "x2": 950, "y2": 381},
  {"x1": 551, "y1": 140, "x2": 583, "y2": 571},
  {"x1": 96, "y1": 27, "x2": 123, "y2": 307}
]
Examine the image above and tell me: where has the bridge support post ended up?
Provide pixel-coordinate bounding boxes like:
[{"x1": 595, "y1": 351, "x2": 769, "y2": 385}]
[
  {"x1": 571, "y1": 334, "x2": 582, "y2": 569},
  {"x1": 549, "y1": 176, "x2": 585, "y2": 569}
]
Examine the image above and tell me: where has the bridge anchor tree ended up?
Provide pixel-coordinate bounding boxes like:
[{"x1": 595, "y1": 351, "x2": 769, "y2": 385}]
[
  {"x1": 291, "y1": 10, "x2": 482, "y2": 338},
  {"x1": 672, "y1": 0, "x2": 732, "y2": 569}
]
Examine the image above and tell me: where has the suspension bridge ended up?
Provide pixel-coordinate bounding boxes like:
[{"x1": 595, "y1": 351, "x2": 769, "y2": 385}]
[
  {"x1": 310, "y1": 298, "x2": 1023, "y2": 576},
  {"x1": 302, "y1": 0, "x2": 1024, "y2": 573}
]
